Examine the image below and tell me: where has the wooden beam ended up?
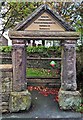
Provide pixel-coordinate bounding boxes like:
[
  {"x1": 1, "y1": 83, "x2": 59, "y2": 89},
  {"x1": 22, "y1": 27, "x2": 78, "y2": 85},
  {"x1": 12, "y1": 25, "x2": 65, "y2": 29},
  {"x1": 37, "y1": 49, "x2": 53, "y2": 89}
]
[
  {"x1": 0, "y1": 57, "x2": 62, "y2": 61},
  {"x1": 26, "y1": 78, "x2": 61, "y2": 86},
  {"x1": 0, "y1": 64, "x2": 12, "y2": 72},
  {"x1": 26, "y1": 77, "x2": 60, "y2": 79},
  {"x1": 9, "y1": 31, "x2": 80, "y2": 40},
  {"x1": 27, "y1": 57, "x2": 62, "y2": 60}
]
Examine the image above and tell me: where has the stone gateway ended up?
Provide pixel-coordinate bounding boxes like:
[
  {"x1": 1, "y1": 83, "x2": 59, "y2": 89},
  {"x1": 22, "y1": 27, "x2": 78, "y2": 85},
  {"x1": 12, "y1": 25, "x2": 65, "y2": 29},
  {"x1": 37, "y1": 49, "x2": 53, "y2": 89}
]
[{"x1": 4, "y1": 4, "x2": 81, "y2": 112}]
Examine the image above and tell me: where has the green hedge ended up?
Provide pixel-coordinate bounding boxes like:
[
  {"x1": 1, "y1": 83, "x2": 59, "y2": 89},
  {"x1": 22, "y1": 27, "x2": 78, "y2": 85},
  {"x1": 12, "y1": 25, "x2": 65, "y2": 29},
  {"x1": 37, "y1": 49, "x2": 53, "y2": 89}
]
[
  {"x1": 76, "y1": 45, "x2": 83, "y2": 53},
  {"x1": 26, "y1": 46, "x2": 61, "y2": 53},
  {"x1": 0, "y1": 46, "x2": 12, "y2": 53},
  {"x1": 0, "y1": 45, "x2": 82, "y2": 53},
  {"x1": 0, "y1": 46, "x2": 61, "y2": 54}
]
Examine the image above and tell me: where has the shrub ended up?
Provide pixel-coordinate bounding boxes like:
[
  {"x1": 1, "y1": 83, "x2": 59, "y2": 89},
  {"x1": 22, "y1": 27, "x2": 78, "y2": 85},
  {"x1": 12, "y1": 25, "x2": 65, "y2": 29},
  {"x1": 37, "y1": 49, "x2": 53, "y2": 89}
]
[{"x1": 0, "y1": 46, "x2": 12, "y2": 53}]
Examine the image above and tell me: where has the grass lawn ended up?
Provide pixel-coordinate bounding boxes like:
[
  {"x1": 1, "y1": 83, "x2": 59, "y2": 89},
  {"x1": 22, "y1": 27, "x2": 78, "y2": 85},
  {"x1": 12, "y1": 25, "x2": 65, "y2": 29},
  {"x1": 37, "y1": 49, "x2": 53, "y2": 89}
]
[{"x1": 26, "y1": 68, "x2": 60, "y2": 77}]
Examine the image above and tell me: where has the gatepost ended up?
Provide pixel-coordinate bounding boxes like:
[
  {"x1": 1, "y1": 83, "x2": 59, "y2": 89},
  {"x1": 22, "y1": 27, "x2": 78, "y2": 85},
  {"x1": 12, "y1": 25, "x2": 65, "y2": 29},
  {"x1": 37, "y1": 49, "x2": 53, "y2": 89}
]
[
  {"x1": 9, "y1": 40, "x2": 31, "y2": 112},
  {"x1": 58, "y1": 40, "x2": 81, "y2": 110}
]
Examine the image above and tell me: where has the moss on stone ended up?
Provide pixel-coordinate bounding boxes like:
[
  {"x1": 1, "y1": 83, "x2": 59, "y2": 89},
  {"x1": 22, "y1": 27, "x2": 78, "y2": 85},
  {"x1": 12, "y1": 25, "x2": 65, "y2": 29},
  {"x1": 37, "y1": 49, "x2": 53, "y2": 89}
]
[
  {"x1": 58, "y1": 89, "x2": 81, "y2": 110},
  {"x1": 9, "y1": 90, "x2": 31, "y2": 112}
]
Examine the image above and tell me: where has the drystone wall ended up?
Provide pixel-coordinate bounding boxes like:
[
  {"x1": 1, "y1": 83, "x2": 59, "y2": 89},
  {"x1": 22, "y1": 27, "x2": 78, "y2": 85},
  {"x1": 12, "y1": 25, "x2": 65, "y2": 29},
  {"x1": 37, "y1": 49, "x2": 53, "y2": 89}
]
[
  {"x1": 1, "y1": 64, "x2": 31, "y2": 113},
  {"x1": 1, "y1": 64, "x2": 12, "y2": 113}
]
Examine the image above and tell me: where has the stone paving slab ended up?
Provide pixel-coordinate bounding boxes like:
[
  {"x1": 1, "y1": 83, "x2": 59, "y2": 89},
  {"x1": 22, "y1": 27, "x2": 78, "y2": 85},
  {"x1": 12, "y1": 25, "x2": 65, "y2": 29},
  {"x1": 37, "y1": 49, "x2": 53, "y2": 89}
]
[{"x1": 2, "y1": 90, "x2": 82, "y2": 119}]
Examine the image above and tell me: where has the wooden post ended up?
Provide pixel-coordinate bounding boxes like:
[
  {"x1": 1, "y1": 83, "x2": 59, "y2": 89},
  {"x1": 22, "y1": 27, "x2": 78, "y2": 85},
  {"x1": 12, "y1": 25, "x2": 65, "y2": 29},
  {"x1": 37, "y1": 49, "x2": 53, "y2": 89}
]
[
  {"x1": 61, "y1": 40, "x2": 77, "y2": 91},
  {"x1": 12, "y1": 40, "x2": 27, "y2": 91}
]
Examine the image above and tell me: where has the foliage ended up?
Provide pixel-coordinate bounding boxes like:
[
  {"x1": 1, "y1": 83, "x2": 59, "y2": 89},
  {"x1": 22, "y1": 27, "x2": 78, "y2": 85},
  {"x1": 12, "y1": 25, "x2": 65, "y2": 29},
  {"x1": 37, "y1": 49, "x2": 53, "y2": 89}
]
[
  {"x1": 0, "y1": 46, "x2": 61, "y2": 53},
  {"x1": 26, "y1": 46, "x2": 61, "y2": 53},
  {"x1": 54, "y1": 2, "x2": 82, "y2": 24},
  {"x1": 44, "y1": 2, "x2": 83, "y2": 32},
  {"x1": 0, "y1": 46, "x2": 12, "y2": 53},
  {"x1": 76, "y1": 98, "x2": 83, "y2": 113},
  {"x1": 4, "y1": 2, "x2": 37, "y2": 29},
  {"x1": 1, "y1": 2, "x2": 44, "y2": 33},
  {"x1": 76, "y1": 45, "x2": 83, "y2": 53},
  {"x1": 26, "y1": 46, "x2": 61, "y2": 58},
  {"x1": 48, "y1": 2, "x2": 83, "y2": 44},
  {"x1": 26, "y1": 46, "x2": 47, "y2": 53}
]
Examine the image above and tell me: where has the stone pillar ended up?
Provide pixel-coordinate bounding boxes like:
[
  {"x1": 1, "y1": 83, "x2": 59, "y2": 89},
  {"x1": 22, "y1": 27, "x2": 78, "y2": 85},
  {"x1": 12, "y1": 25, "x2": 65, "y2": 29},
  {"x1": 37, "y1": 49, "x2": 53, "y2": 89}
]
[
  {"x1": 12, "y1": 40, "x2": 27, "y2": 91},
  {"x1": 9, "y1": 40, "x2": 31, "y2": 113},
  {"x1": 58, "y1": 40, "x2": 81, "y2": 110},
  {"x1": 61, "y1": 40, "x2": 77, "y2": 91}
]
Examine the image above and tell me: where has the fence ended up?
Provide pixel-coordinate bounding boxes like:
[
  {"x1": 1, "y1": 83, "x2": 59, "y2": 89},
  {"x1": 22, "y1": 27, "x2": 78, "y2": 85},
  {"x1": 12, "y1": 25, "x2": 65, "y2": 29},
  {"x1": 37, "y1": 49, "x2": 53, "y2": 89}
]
[{"x1": 0, "y1": 52, "x2": 61, "y2": 87}]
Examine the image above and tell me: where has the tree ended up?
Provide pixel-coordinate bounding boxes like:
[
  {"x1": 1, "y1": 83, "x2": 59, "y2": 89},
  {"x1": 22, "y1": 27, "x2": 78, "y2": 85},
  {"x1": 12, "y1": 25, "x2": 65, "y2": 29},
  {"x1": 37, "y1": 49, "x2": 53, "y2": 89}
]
[
  {"x1": 1, "y1": 2, "x2": 38, "y2": 33},
  {"x1": 0, "y1": 1, "x2": 8, "y2": 37},
  {"x1": 53, "y1": 2, "x2": 83, "y2": 44}
]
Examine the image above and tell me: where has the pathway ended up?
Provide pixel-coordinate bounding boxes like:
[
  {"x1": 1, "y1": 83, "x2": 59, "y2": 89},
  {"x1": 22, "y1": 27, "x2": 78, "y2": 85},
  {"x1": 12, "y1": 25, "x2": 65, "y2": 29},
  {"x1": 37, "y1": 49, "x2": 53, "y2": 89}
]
[{"x1": 2, "y1": 90, "x2": 82, "y2": 119}]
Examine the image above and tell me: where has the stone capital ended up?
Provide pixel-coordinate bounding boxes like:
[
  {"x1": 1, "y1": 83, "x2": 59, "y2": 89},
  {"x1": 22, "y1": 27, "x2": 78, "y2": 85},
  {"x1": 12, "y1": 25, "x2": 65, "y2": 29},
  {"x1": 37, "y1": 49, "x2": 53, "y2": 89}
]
[
  {"x1": 61, "y1": 40, "x2": 77, "y2": 46},
  {"x1": 12, "y1": 39, "x2": 26, "y2": 45}
]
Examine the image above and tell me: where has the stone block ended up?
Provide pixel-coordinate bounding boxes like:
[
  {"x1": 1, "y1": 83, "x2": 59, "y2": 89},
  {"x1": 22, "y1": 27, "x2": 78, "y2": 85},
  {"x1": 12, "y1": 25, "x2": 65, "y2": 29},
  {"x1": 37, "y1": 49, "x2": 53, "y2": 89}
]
[
  {"x1": 2, "y1": 93, "x2": 10, "y2": 102},
  {"x1": 2, "y1": 109, "x2": 9, "y2": 113},
  {"x1": 2, "y1": 104, "x2": 9, "y2": 111},
  {"x1": 9, "y1": 90, "x2": 31, "y2": 112},
  {"x1": 2, "y1": 77, "x2": 12, "y2": 93},
  {"x1": 2, "y1": 72, "x2": 12, "y2": 79},
  {"x1": 1, "y1": 102, "x2": 9, "y2": 113},
  {"x1": 58, "y1": 89, "x2": 81, "y2": 110}
]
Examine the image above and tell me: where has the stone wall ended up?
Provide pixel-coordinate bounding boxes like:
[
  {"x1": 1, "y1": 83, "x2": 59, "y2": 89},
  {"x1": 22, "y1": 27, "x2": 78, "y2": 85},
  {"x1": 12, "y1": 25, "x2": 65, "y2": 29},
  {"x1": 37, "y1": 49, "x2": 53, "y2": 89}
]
[
  {"x1": 0, "y1": 53, "x2": 12, "y2": 64},
  {"x1": 1, "y1": 64, "x2": 31, "y2": 113},
  {"x1": 0, "y1": 64, "x2": 12, "y2": 113}
]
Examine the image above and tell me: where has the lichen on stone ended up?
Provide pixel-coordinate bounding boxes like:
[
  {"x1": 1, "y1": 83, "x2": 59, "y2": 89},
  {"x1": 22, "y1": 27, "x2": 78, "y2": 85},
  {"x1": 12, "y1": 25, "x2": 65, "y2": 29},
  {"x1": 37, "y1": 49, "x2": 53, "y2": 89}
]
[{"x1": 9, "y1": 90, "x2": 31, "y2": 112}]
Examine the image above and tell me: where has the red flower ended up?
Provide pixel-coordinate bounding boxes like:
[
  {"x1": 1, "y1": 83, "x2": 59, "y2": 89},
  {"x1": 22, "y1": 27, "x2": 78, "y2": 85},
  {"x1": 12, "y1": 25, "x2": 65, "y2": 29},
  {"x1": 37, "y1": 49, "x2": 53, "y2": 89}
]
[
  {"x1": 28, "y1": 86, "x2": 33, "y2": 91},
  {"x1": 55, "y1": 96, "x2": 59, "y2": 102},
  {"x1": 48, "y1": 70, "x2": 51, "y2": 73}
]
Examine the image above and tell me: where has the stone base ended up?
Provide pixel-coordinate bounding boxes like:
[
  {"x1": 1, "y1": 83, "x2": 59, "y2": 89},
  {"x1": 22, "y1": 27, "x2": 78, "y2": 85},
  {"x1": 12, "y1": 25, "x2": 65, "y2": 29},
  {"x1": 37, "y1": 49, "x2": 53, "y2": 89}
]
[
  {"x1": 9, "y1": 90, "x2": 31, "y2": 112},
  {"x1": 58, "y1": 89, "x2": 81, "y2": 110}
]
